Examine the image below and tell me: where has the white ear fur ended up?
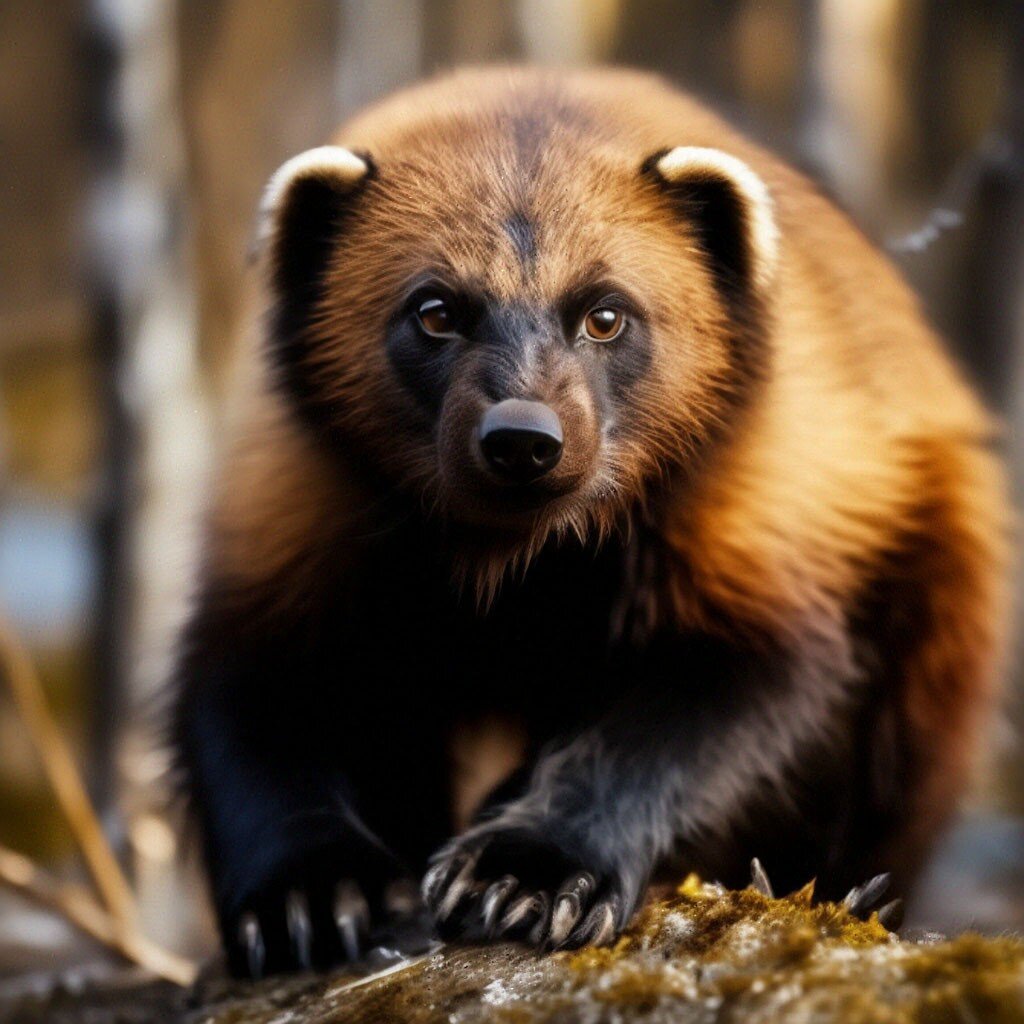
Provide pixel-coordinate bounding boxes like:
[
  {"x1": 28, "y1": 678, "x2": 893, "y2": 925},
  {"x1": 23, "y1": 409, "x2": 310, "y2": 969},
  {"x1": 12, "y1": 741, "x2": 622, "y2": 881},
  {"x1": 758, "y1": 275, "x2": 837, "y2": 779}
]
[
  {"x1": 654, "y1": 146, "x2": 779, "y2": 289},
  {"x1": 257, "y1": 145, "x2": 370, "y2": 246}
]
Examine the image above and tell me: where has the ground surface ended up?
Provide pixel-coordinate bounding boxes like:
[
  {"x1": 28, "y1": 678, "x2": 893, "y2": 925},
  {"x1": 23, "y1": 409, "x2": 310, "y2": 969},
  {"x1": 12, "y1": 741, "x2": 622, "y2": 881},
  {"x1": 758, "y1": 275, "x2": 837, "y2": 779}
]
[{"x1": 3, "y1": 875, "x2": 1024, "y2": 1023}]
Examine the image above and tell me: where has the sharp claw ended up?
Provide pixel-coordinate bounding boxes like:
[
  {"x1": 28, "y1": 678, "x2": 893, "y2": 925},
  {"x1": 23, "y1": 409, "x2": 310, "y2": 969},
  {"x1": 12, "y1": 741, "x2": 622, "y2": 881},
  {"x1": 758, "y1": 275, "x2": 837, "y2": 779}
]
[
  {"x1": 421, "y1": 859, "x2": 450, "y2": 907},
  {"x1": 876, "y1": 898, "x2": 904, "y2": 931},
  {"x1": 423, "y1": 850, "x2": 474, "y2": 911},
  {"x1": 334, "y1": 880, "x2": 370, "y2": 961},
  {"x1": 860, "y1": 872, "x2": 892, "y2": 909},
  {"x1": 286, "y1": 890, "x2": 313, "y2": 969},
  {"x1": 498, "y1": 891, "x2": 543, "y2": 935},
  {"x1": 436, "y1": 856, "x2": 479, "y2": 922},
  {"x1": 545, "y1": 872, "x2": 596, "y2": 948},
  {"x1": 335, "y1": 914, "x2": 362, "y2": 961},
  {"x1": 548, "y1": 893, "x2": 581, "y2": 948},
  {"x1": 238, "y1": 911, "x2": 266, "y2": 981},
  {"x1": 498, "y1": 892, "x2": 535, "y2": 932},
  {"x1": 842, "y1": 882, "x2": 864, "y2": 910},
  {"x1": 482, "y1": 875, "x2": 518, "y2": 935},
  {"x1": 750, "y1": 858, "x2": 774, "y2": 898},
  {"x1": 843, "y1": 872, "x2": 891, "y2": 918},
  {"x1": 576, "y1": 900, "x2": 617, "y2": 947},
  {"x1": 526, "y1": 892, "x2": 552, "y2": 946}
]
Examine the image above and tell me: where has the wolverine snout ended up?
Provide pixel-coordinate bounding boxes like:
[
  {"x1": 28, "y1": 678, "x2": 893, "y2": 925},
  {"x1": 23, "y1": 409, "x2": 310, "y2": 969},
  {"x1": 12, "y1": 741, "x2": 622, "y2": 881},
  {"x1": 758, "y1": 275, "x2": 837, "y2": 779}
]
[{"x1": 479, "y1": 399, "x2": 564, "y2": 483}]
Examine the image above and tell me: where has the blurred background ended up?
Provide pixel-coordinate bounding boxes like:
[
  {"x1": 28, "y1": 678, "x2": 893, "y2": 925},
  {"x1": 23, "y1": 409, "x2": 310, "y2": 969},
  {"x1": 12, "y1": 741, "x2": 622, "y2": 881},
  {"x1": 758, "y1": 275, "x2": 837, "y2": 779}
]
[{"x1": 0, "y1": 0, "x2": 1022, "y2": 977}]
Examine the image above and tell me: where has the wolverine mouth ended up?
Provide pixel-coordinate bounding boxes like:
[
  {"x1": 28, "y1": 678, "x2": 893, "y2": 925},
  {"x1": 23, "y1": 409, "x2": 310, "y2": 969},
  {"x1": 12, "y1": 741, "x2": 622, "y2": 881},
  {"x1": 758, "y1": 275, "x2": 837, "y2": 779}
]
[{"x1": 445, "y1": 472, "x2": 585, "y2": 531}]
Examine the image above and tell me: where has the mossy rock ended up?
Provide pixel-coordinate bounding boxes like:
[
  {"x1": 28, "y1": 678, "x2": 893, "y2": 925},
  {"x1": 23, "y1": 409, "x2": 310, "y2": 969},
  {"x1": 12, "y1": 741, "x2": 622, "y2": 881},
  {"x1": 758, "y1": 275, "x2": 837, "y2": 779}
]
[{"x1": 5, "y1": 877, "x2": 1024, "y2": 1023}]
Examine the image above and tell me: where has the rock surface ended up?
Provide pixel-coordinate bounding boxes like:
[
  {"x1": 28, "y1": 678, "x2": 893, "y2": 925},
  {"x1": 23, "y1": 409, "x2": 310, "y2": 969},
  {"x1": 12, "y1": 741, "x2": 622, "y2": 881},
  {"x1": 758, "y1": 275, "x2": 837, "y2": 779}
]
[{"x1": 4, "y1": 877, "x2": 1024, "y2": 1023}]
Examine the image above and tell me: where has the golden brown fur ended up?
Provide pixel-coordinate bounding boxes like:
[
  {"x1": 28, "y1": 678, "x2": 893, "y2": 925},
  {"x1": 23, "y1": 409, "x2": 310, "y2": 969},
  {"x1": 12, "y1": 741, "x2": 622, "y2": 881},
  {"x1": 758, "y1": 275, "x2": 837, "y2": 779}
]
[{"x1": 225, "y1": 67, "x2": 1007, "y2": 792}]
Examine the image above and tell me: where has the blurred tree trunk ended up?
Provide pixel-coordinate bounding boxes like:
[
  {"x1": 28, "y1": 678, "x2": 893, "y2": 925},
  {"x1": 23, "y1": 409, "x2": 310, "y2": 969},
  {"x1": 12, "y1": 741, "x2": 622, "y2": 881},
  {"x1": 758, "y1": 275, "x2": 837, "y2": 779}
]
[
  {"x1": 968, "y1": 4, "x2": 1024, "y2": 812},
  {"x1": 956, "y1": 2, "x2": 1024, "y2": 411},
  {"x1": 422, "y1": 0, "x2": 518, "y2": 65},
  {"x1": 84, "y1": 0, "x2": 213, "y2": 955},
  {"x1": 178, "y1": 0, "x2": 340, "y2": 383},
  {"x1": 82, "y1": 0, "x2": 134, "y2": 827},
  {"x1": 613, "y1": 0, "x2": 743, "y2": 114},
  {"x1": 336, "y1": 0, "x2": 424, "y2": 118}
]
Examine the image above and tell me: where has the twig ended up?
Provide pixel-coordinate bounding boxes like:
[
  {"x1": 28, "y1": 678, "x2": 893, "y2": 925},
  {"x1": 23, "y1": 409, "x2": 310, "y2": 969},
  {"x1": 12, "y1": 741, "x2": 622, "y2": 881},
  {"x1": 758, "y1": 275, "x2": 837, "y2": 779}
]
[
  {"x1": 0, "y1": 613, "x2": 198, "y2": 986},
  {"x1": 328, "y1": 953, "x2": 433, "y2": 996},
  {"x1": 0, "y1": 610, "x2": 137, "y2": 929},
  {"x1": 0, "y1": 843, "x2": 197, "y2": 986},
  {"x1": 887, "y1": 131, "x2": 1012, "y2": 254}
]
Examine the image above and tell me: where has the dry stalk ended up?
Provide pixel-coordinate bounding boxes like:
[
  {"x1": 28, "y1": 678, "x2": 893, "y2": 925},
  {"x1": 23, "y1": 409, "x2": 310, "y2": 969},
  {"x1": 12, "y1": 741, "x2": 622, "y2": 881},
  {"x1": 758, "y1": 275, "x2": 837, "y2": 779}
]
[
  {"x1": 0, "y1": 610, "x2": 198, "y2": 986},
  {"x1": 0, "y1": 611, "x2": 137, "y2": 928},
  {"x1": 0, "y1": 842, "x2": 197, "y2": 986}
]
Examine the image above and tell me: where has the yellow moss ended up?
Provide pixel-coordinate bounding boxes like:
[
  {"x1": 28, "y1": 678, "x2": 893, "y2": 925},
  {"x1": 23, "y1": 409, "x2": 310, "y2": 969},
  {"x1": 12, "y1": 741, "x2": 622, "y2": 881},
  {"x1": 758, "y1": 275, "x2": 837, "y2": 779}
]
[
  {"x1": 676, "y1": 872, "x2": 705, "y2": 897},
  {"x1": 550, "y1": 879, "x2": 1024, "y2": 1023},
  {"x1": 792, "y1": 878, "x2": 816, "y2": 905},
  {"x1": 186, "y1": 875, "x2": 1024, "y2": 1022},
  {"x1": 562, "y1": 936, "x2": 632, "y2": 972}
]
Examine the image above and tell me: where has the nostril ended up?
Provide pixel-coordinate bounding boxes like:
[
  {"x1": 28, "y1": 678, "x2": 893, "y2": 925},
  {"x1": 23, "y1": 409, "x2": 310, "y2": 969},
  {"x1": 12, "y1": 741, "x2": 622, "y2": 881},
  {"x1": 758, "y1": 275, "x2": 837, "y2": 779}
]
[
  {"x1": 479, "y1": 400, "x2": 564, "y2": 483},
  {"x1": 484, "y1": 434, "x2": 517, "y2": 468},
  {"x1": 532, "y1": 439, "x2": 559, "y2": 465}
]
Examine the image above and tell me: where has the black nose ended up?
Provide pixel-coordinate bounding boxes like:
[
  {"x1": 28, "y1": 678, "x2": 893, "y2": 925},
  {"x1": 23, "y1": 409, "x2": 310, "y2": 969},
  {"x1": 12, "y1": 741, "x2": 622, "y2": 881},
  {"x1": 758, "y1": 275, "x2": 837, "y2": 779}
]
[{"x1": 479, "y1": 399, "x2": 564, "y2": 482}]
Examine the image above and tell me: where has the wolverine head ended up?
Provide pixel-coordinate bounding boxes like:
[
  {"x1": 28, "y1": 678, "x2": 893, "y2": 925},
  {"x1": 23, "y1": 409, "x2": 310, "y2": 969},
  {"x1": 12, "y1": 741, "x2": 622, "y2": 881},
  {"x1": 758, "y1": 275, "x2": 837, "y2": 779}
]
[{"x1": 258, "y1": 70, "x2": 778, "y2": 582}]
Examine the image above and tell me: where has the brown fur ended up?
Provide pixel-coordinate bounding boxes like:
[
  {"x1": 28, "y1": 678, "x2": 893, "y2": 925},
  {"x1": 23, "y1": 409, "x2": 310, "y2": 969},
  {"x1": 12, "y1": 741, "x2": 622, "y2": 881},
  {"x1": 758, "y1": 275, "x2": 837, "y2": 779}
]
[
  {"x1": 192, "y1": 68, "x2": 1010, "y2": 958},
  {"x1": 234, "y1": 74, "x2": 1005, "y2": 683}
]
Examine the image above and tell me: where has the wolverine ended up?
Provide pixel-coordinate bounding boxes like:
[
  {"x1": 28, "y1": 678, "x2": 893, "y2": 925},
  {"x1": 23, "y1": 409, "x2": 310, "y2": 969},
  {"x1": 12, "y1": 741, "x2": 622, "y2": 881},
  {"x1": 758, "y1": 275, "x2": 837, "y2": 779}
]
[{"x1": 171, "y1": 67, "x2": 1010, "y2": 977}]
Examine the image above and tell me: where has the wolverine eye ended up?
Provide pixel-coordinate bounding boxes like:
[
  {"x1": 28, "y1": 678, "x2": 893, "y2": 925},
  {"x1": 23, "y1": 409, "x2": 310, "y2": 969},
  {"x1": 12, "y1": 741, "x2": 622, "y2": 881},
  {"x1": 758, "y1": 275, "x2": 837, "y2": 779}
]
[
  {"x1": 582, "y1": 306, "x2": 625, "y2": 343},
  {"x1": 416, "y1": 296, "x2": 458, "y2": 338}
]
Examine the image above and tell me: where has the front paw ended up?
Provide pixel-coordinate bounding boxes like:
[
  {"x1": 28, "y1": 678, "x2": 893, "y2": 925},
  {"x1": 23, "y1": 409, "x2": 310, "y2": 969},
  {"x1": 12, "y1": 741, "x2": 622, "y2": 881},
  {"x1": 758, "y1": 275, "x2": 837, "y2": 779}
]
[
  {"x1": 422, "y1": 819, "x2": 639, "y2": 950},
  {"x1": 219, "y1": 832, "x2": 421, "y2": 978}
]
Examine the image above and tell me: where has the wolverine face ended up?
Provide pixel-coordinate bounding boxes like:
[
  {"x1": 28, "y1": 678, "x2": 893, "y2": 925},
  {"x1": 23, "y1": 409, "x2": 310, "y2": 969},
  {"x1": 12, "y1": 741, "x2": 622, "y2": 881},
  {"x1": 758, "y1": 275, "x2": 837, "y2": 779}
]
[
  {"x1": 382, "y1": 266, "x2": 649, "y2": 528},
  {"x1": 261, "y1": 75, "x2": 777, "y2": 560}
]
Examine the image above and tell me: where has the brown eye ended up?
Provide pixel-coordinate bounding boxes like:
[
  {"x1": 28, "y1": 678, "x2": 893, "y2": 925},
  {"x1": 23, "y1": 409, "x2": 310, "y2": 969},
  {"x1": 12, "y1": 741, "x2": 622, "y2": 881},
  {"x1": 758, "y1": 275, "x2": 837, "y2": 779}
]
[
  {"x1": 417, "y1": 297, "x2": 457, "y2": 337},
  {"x1": 582, "y1": 306, "x2": 625, "y2": 342}
]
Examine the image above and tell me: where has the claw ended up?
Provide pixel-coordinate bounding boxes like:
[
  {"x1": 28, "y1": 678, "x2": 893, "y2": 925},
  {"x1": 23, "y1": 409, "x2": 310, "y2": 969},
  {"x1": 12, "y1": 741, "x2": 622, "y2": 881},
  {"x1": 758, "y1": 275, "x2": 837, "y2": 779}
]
[
  {"x1": 548, "y1": 893, "x2": 582, "y2": 948},
  {"x1": 876, "y1": 898, "x2": 904, "y2": 931},
  {"x1": 238, "y1": 911, "x2": 266, "y2": 981},
  {"x1": 843, "y1": 873, "x2": 891, "y2": 918},
  {"x1": 526, "y1": 892, "x2": 552, "y2": 946},
  {"x1": 497, "y1": 890, "x2": 548, "y2": 936},
  {"x1": 576, "y1": 900, "x2": 616, "y2": 946},
  {"x1": 547, "y1": 871, "x2": 596, "y2": 947},
  {"x1": 497, "y1": 891, "x2": 535, "y2": 932},
  {"x1": 421, "y1": 859, "x2": 450, "y2": 907},
  {"x1": 286, "y1": 890, "x2": 313, "y2": 969},
  {"x1": 481, "y1": 875, "x2": 518, "y2": 936},
  {"x1": 423, "y1": 850, "x2": 474, "y2": 911},
  {"x1": 334, "y1": 880, "x2": 370, "y2": 961},
  {"x1": 436, "y1": 856, "x2": 478, "y2": 922},
  {"x1": 749, "y1": 858, "x2": 774, "y2": 898}
]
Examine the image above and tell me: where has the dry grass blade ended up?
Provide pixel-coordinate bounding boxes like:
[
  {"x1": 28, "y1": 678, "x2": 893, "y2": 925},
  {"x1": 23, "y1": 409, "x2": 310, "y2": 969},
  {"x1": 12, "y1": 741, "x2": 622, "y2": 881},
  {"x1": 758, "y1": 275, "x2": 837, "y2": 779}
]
[
  {"x1": 0, "y1": 842, "x2": 197, "y2": 986},
  {"x1": 0, "y1": 610, "x2": 137, "y2": 929},
  {"x1": 0, "y1": 610, "x2": 198, "y2": 986}
]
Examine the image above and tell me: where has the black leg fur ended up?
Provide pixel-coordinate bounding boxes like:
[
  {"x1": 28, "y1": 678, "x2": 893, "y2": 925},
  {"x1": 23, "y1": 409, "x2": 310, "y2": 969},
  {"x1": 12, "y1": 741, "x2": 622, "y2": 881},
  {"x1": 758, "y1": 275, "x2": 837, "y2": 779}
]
[
  {"x1": 424, "y1": 627, "x2": 860, "y2": 949},
  {"x1": 172, "y1": 583, "x2": 448, "y2": 976},
  {"x1": 176, "y1": 527, "x2": 933, "y2": 969}
]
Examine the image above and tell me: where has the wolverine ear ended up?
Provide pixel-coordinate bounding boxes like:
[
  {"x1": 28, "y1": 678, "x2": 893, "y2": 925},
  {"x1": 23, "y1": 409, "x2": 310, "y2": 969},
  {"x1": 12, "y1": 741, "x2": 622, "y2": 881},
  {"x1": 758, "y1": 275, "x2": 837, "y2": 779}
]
[
  {"x1": 642, "y1": 146, "x2": 778, "y2": 308},
  {"x1": 258, "y1": 145, "x2": 374, "y2": 297}
]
